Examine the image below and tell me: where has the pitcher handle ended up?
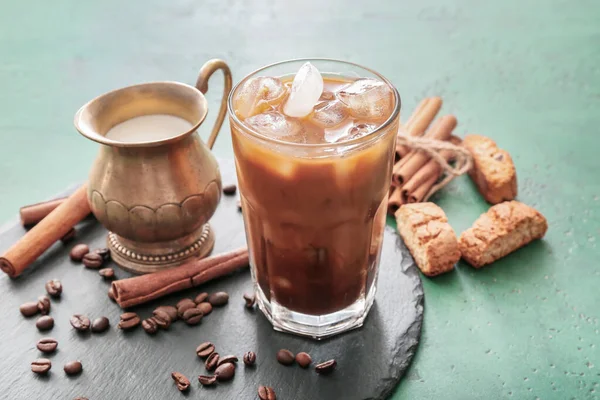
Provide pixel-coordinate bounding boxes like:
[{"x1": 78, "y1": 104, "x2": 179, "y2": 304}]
[{"x1": 195, "y1": 59, "x2": 233, "y2": 150}]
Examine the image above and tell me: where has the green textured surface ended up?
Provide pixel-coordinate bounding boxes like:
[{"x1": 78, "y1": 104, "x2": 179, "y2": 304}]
[{"x1": 1, "y1": 1, "x2": 599, "y2": 399}]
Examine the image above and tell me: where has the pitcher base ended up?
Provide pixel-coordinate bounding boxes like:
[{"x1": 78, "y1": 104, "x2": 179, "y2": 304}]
[{"x1": 107, "y1": 223, "x2": 214, "y2": 274}]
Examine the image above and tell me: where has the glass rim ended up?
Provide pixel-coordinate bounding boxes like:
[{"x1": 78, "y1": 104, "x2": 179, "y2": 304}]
[{"x1": 227, "y1": 58, "x2": 401, "y2": 149}]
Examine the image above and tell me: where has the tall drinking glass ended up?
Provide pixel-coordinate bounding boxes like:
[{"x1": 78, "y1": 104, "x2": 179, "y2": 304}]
[{"x1": 228, "y1": 59, "x2": 400, "y2": 338}]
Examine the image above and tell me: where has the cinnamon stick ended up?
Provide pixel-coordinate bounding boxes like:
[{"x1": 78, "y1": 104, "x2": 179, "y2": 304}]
[
  {"x1": 401, "y1": 134, "x2": 464, "y2": 200},
  {"x1": 20, "y1": 197, "x2": 67, "y2": 226},
  {"x1": 112, "y1": 248, "x2": 249, "y2": 308},
  {"x1": 401, "y1": 149, "x2": 454, "y2": 199},
  {"x1": 449, "y1": 135, "x2": 462, "y2": 146},
  {"x1": 0, "y1": 185, "x2": 90, "y2": 278},
  {"x1": 387, "y1": 186, "x2": 404, "y2": 215},
  {"x1": 395, "y1": 97, "x2": 443, "y2": 160},
  {"x1": 407, "y1": 174, "x2": 438, "y2": 204},
  {"x1": 394, "y1": 103, "x2": 425, "y2": 163},
  {"x1": 395, "y1": 151, "x2": 416, "y2": 172},
  {"x1": 391, "y1": 115, "x2": 457, "y2": 186},
  {"x1": 404, "y1": 98, "x2": 429, "y2": 127}
]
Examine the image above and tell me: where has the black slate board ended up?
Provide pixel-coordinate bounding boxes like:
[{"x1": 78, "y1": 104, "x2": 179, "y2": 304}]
[{"x1": 0, "y1": 159, "x2": 423, "y2": 400}]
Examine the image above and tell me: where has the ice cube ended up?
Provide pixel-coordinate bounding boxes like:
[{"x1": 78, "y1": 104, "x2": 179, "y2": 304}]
[
  {"x1": 310, "y1": 100, "x2": 348, "y2": 128},
  {"x1": 283, "y1": 62, "x2": 324, "y2": 118},
  {"x1": 325, "y1": 122, "x2": 377, "y2": 143},
  {"x1": 345, "y1": 123, "x2": 378, "y2": 140},
  {"x1": 319, "y1": 91, "x2": 335, "y2": 101},
  {"x1": 244, "y1": 111, "x2": 306, "y2": 143},
  {"x1": 324, "y1": 127, "x2": 349, "y2": 143},
  {"x1": 337, "y1": 78, "x2": 393, "y2": 120},
  {"x1": 234, "y1": 77, "x2": 288, "y2": 119}
]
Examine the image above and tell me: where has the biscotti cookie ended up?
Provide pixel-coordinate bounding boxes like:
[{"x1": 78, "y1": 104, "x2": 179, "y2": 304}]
[
  {"x1": 463, "y1": 134, "x2": 517, "y2": 204},
  {"x1": 459, "y1": 201, "x2": 547, "y2": 268},
  {"x1": 395, "y1": 203, "x2": 460, "y2": 277}
]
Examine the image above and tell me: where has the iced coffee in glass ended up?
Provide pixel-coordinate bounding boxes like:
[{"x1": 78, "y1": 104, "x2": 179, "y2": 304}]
[{"x1": 228, "y1": 59, "x2": 400, "y2": 338}]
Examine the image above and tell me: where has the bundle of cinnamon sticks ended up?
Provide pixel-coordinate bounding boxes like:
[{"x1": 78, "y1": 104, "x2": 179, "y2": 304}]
[{"x1": 387, "y1": 97, "x2": 460, "y2": 215}]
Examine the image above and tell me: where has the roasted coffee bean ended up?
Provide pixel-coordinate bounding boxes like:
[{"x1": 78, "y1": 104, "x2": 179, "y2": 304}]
[
  {"x1": 196, "y1": 302, "x2": 212, "y2": 316},
  {"x1": 243, "y1": 351, "x2": 256, "y2": 366},
  {"x1": 94, "y1": 247, "x2": 111, "y2": 261},
  {"x1": 70, "y1": 244, "x2": 89, "y2": 261},
  {"x1": 64, "y1": 360, "x2": 83, "y2": 375},
  {"x1": 177, "y1": 302, "x2": 196, "y2": 319},
  {"x1": 258, "y1": 386, "x2": 277, "y2": 400},
  {"x1": 182, "y1": 307, "x2": 203, "y2": 325},
  {"x1": 31, "y1": 358, "x2": 51, "y2": 375},
  {"x1": 152, "y1": 311, "x2": 171, "y2": 330},
  {"x1": 214, "y1": 362, "x2": 235, "y2": 381},
  {"x1": 205, "y1": 352, "x2": 220, "y2": 372},
  {"x1": 37, "y1": 295, "x2": 51, "y2": 315},
  {"x1": 198, "y1": 374, "x2": 217, "y2": 386},
  {"x1": 295, "y1": 352, "x2": 312, "y2": 368},
  {"x1": 175, "y1": 298, "x2": 196, "y2": 310},
  {"x1": 217, "y1": 355, "x2": 239, "y2": 367},
  {"x1": 82, "y1": 252, "x2": 103, "y2": 269},
  {"x1": 118, "y1": 312, "x2": 140, "y2": 330},
  {"x1": 74, "y1": 397, "x2": 89, "y2": 400},
  {"x1": 154, "y1": 306, "x2": 178, "y2": 322},
  {"x1": 108, "y1": 286, "x2": 116, "y2": 302},
  {"x1": 142, "y1": 318, "x2": 158, "y2": 334},
  {"x1": 243, "y1": 293, "x2": 255, "y2": 308},
  {"x1": 171, "y1": 372, "x2": 190, "y2": 392},
  {"x1": 151, "y1": 318, "x2": 168, "y2": 331},
  {"x1": 70, "y1": 314, "x2": 91, "y2": 331},
  {"x1": 176, "y1": 298, "x2": 195, "y2": 309},
  {"x1": 176, "y1": 298, "x2": 196, "y2": 317},
  {"x1": 37, "y1": 337, "x2": 58, "y2": 353},
  {"x1": 222, "y1": 184, "x2": 237, "y2": 195},
  {"x1": 315, "y1": 359, "x2": 337, "y2": 374},
  {"x1": 276, "y1": 349, "x2": 295, "y2": 366},
  {"x1": 98, "y1": 268, "x2": 115, "y2": 280},
  {"x1": 45, "y1": 279, "x2": 62, "y2": 298},
  {"x1": 208, "y1": 291, "x2": 229, "y2": 307},
  {"x1": 196, "y1": 342, "x2": 215, "y2": 358},
  {"x1": 20, "y1": 301, "x2": 39, "y2": 317},
  {"x1": 152, "y1": 309, "x2": 171, "y2": 323},
  {"x1": 36, "y1": 315, "x2": 54, "y2": 331},
  {"x1": 194, "y1": 292, "x2": 209, "y2": 304},
  {"x1": 91, "y1": 316, "x2": 110, "y2": 333}
]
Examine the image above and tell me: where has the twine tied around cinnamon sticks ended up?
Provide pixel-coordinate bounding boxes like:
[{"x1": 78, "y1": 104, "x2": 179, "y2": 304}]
[
  {"x1": 387, "y1": 97, "x2": 474, "y2": 215},
  {"x1": 395, "y1": 133, "x2": 472, "y2": 202}
]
